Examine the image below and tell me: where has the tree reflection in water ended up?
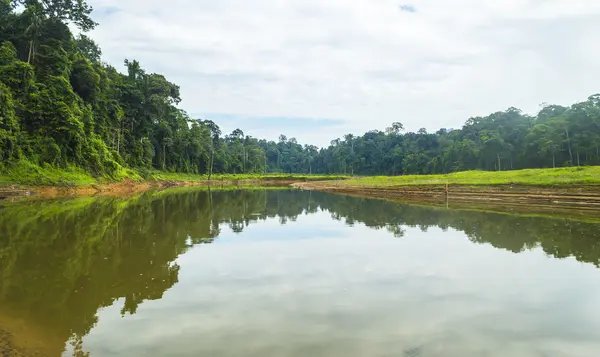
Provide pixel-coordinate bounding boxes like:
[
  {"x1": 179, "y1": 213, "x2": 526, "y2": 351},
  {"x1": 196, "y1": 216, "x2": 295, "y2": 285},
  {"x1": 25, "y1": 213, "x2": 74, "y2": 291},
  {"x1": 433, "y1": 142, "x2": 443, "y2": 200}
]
[{"x1": 0, "y1": 188, "x2": 599, "y2": 355}]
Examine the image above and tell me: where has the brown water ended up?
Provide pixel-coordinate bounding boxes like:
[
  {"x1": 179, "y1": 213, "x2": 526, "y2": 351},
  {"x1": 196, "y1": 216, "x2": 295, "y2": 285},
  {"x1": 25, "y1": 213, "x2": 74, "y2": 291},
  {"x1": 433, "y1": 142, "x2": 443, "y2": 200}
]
[{"x1": 1, "y1": 188, "x2": 600, "y2": 357}]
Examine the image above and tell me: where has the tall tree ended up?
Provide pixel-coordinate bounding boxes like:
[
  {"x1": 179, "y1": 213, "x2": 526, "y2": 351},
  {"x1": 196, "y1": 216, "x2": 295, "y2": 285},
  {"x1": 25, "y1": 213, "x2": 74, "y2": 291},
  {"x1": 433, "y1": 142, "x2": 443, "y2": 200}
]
[{"x1": 15, "y1": 0, "x2": 98, "y2": 31}]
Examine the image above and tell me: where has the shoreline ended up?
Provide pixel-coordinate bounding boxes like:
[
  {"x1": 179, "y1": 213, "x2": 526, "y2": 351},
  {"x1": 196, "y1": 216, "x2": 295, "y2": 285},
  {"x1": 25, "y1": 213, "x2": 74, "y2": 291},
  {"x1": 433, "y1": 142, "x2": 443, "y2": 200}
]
[
  {"x1": 0, "y1": 178, "x2": 322, "y2": 199},
  {"x1": 3, "y1": 176, "x2": 600, "y2": 205},
  {"x1": 3, "y1": 175, "x2": 600, "y2": 221},
  {"x1": 294, "y1": 181, "x2": 600, "y2": 216}
]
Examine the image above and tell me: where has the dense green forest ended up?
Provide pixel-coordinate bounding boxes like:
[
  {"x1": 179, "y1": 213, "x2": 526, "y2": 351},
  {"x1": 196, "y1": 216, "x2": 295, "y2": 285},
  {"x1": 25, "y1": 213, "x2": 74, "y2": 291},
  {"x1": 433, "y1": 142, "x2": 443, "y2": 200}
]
[{"x1": 2, "y1": 0, "x2": 600, "y2": 180}]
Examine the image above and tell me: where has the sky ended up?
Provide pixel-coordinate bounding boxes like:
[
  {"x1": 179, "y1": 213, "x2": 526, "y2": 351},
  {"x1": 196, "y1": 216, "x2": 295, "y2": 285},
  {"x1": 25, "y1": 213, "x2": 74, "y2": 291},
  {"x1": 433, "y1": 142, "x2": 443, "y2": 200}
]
[{"x1": 87, "y1": 0, "x2": 600, "y2": 147}]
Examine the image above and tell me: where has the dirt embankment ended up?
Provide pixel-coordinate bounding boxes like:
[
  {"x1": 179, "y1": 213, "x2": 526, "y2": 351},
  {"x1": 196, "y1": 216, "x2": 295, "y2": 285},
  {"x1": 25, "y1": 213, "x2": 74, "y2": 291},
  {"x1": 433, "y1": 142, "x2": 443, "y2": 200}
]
[
  {"x1": 0, "y1": 179, "x2": 166, "y2": 199},
  {"x1": 294, "y1": 181, "x2": 600, "y2": 211},
  {"x1": 0, "y1": 178, "x2": 308, "y2": 199}
]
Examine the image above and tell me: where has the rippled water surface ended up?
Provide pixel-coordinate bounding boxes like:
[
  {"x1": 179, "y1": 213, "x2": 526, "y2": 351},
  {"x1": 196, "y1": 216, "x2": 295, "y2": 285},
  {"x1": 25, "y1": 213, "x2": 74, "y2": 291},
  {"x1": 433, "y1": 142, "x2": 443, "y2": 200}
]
[{"x1": 1, "y1": 189, "x2": 600, "y2": 357}]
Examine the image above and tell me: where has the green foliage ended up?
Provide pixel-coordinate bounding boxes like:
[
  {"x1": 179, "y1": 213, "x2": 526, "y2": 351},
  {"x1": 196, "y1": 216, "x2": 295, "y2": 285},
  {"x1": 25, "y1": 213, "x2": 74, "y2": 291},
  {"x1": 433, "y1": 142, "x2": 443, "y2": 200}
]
[
  {"x1": 74, "y1": 33, "x2": 100, "y2": 62},
  {"x1": 0, "y1": 39, "x2": 16, "y2": 64},
  {"x1": 312, "y1": 102, "x2": 600, "y2": 175},
  {"x1": 0, "y1": 81, "x2": 18, "y2": 160},
  {"x1": 12, "y1": 0, "x2": 97, "y2": 31},
  {"x1": 0, "y1": 159, "x2": 96, "y2": 185},
  {"x1": 69, "y1": 55, "x2": 100, "y2": 102},
  {"x1": 2, "y1": 2, "x2": 600, "y2": 185}
]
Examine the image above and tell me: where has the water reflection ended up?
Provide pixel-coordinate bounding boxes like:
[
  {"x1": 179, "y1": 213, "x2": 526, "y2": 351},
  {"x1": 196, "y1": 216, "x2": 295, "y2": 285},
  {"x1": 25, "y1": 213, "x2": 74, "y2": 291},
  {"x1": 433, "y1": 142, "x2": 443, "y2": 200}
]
[
  {"x1": 0, "y1": 188, "x2": 599, "y2": 356},
  {"x1": 317, "y1": 195, "x2": 600, "y2": 264}
]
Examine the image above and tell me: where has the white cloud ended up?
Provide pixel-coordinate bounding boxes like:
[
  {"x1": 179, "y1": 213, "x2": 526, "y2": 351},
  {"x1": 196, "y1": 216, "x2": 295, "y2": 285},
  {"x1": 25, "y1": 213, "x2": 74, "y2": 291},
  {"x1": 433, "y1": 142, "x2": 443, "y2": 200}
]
[{"x1": 88, "y1": 0, "x2": 600, "y2": 146}]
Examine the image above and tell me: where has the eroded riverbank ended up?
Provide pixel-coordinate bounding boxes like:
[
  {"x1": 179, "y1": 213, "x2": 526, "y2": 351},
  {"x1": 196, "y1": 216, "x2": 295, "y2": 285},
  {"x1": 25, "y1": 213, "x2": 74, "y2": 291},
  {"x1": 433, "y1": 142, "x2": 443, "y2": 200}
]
[
  {"x1": 0, "y1": 178, "x2": 312, "y2": 199},
  {"x1": 295, "y1": 181, "x2": 600, "y2": 218}
]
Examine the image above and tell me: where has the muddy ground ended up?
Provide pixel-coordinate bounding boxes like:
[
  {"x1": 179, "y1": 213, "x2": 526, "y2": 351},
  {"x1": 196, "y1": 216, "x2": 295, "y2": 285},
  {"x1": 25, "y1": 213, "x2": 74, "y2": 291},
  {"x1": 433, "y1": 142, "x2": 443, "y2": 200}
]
[
  {"x1": 294, "y1": 182, "x2": 600, "y2": 218},
  {"x1": 0, "y1": 178, "x2": 304, "y2": 200}
]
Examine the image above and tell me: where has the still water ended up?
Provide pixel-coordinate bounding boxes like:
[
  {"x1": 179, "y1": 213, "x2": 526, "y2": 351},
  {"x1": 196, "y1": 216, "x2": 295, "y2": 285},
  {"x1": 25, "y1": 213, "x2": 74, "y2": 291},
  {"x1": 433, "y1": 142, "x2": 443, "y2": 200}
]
[{"x1": 1, "y1": 189, "x2": 600, "y2": 357}]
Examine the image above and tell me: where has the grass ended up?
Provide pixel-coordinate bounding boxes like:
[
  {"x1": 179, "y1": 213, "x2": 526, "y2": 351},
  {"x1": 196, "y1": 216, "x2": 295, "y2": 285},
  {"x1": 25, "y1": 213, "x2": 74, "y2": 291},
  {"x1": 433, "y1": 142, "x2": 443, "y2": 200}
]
[
  {"x1": 0, "y1": 161, "x2": 98, "y2": 186},
  {"x1": 5, "y1": 160, "x2": 598, "y2": 188},
  {"x1": 0, "y1": 160, "x2": 144, "y2": 186},
  {"x1": 335, "y1": 166, "x2": 600, "y2": 187},
  {"x1": 141, "y1": 170, "x2": 348, "y2": 182},
  {"x1": 0, "y1": 161, "x2": 348, "y2": 187}
]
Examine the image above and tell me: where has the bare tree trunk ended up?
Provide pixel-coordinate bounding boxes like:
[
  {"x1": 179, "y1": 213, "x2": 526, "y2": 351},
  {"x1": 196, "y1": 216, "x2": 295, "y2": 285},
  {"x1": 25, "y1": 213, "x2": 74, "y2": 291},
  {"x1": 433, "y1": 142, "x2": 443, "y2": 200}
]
[
  {"x1": 162, "y1": 143, "x2": 166, "y2": 170},
  {"x1": 565, "y1": 128, "x2": 573, "y2": 165},
  {"x1": 27, "y1": 41, "x2": 33, "y2": 64},
  {"x1": 552, "y1": 154, "x2": 556, "y2": 168},
  {"x1": 242, "y1": 146, "x2": 246, "y2": 173},
  {"x1": 351, "y1": 141, "x2": 354, "y2": 175},
  {"x1": 497, "y1": 154, "x2": 501, "y2": 171},
  {"x1": 577, "y1": 151, "x2": 580, "y2": 166},
  {"x1": 208, "y1": 144, "x2": 214, "y2": 180},
  {"x1": 277, "y1": 152, "x2": 280, "y2": 170},
  {"x1": 117, "y1": 126, "x2": 121, "y2": 154}
]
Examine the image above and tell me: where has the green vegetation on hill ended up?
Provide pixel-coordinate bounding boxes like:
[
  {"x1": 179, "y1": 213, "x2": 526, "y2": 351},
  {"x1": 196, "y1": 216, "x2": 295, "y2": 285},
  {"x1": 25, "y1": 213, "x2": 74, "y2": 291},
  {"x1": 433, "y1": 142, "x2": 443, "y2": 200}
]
[
  {"x1": 316, "y1": 103, "x2": 600, "y2": 175},
  {"x1": 0, "y1": 159, "x2": 347, "y2": 186},
  {"x1": 2, "y1": 0, "x2": 600, "y2": 185}
]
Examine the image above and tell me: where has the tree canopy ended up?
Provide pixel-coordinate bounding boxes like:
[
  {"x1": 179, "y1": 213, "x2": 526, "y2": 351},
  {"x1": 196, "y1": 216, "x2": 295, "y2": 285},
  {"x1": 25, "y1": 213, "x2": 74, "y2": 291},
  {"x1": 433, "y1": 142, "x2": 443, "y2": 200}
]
[{"x1": 1, "y1": 1, "x2": 600, "y2": 178}]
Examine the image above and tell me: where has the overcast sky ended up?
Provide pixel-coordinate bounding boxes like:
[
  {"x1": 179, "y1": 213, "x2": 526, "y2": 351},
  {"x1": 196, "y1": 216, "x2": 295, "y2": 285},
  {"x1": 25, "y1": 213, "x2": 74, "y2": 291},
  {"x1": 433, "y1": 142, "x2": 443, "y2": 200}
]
[{"x1": 87, "y1": 0, "x2": 600, "y2": 147}]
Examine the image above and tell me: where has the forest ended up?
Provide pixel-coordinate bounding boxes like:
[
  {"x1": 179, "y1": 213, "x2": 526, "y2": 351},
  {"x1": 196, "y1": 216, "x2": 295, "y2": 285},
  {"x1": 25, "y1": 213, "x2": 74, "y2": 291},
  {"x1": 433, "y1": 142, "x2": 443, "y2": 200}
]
[{"x1": 2, "y1": 0, "x2": 600, "y2": 180}]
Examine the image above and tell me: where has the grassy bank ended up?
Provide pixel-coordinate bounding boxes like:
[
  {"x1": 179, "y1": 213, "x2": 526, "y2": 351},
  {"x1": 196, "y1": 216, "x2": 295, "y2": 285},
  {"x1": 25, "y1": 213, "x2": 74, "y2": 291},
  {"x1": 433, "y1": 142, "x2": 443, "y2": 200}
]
[
  {"x1": 294, "y1": 166, "x2": 600, "y2": 212},
  {"x1": 0, "y1": 160, "x2": 348, "y2": 188},
  {"x1": 336, "y1": 166, "x2": 600, "y2": 187},
  {"x1": 4, "y1": 161, "x2": 599, "y2": 191},
  {"x1": 0, "y1": 161, "x2": 138, "y2": 186}
]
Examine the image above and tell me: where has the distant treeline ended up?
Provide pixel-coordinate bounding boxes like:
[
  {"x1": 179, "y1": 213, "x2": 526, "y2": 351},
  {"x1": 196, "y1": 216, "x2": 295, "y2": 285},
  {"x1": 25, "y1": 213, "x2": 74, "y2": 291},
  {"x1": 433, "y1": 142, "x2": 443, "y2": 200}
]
[{"x1": 1, "y1": 0, "x2": 600, "y2": 178}]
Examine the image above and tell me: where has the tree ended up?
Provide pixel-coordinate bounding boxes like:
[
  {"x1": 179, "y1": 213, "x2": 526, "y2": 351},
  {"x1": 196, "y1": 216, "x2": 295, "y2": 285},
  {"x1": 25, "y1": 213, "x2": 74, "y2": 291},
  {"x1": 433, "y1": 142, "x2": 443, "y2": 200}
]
[
  {"x1": 343, "y1": 133, "x2": 355, "y2": 175},
  {"x1": 386, "y1": 121, "x2": 404, "y2": 135},
  {"x1": 74, "y1": 34, "x2": 101, "y2": 62},
  {"x1": 24, "y1": 3, "x2": 43, "y2": 63},
  {"x1": 3, "y1": 0, "x2": 600, "y2": 180},
  {"x1": 201, "y1": 119, "x2": 221, "y2": 179},
  {"x1": 14, "y1": 0, "x2": 98, "y2": 31}
]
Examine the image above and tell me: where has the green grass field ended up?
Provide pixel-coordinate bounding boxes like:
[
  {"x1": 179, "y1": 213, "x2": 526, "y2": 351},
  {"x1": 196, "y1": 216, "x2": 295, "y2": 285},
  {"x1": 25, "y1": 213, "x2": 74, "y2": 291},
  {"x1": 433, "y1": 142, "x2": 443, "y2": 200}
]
[
  {"x1": 0, "y1": 160, "x2": 142, "y2": 186},
  {"x1": 0, "y1": 160, "x2": 348, "y2": 186},
  {"x1": 336, "y1": 166, "x2": 600, "y2": 187},
  {"x1": 2, "y1": 159, "x2": 599, "y2": 188}
]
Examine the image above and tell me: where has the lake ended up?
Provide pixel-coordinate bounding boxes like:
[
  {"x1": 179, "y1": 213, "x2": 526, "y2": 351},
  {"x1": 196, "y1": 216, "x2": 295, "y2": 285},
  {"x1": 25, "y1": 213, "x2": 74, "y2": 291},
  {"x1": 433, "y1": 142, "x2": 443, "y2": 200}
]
[{"x1": 1, "y1": 188, "x2": 600, "y2": 357}]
